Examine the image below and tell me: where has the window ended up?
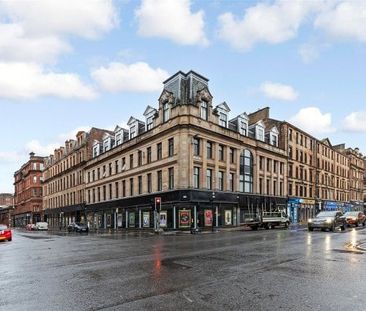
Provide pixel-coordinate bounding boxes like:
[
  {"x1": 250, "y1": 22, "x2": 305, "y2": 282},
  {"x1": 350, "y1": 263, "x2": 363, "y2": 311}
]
[
  {"x1": 259, "y1": 156, "x2": 264, "y2": 170},
  {"x1": 97, "y1": 168, "x2": 100, "y2": 180},
  {"x1": 163, "y1": 103, "x2": 170, "y2": 122},
  {"x1": 88, "y1": 172, "x2": 91, "y2": 183},
  {"x1": 206, "y1": 169, "x2": 212, "y2": 190},
  {"x1": 138, "y1": 176, "x2": 142, "y2": 194},
  {"x1": 122, "y1": 180, "x2": 126, "y2": 197},
  {"x1": 257, "y1": 128, "x2": 264, "y2": 141},
  {"x1": 138, "y1": 150, "x2": 143, "y2": 166},
  {"x1": 115, "y1": 182, "x2": 119, "y2": 198},
  {"x1": 115, "y1": 160, "x2": 119, "y2": 174},
  {"x1": 130, "y1": 125, "x2": 136, "y2": 139},
  {"x1": 103, "y1": 185, "x2": 106, "y2": 201},
  {"x1": 240, "y1": 150, "x2": 253, "y2": 193},
  {"x1": 207, "y1": 141, "x2": 213, "y2": 159},
  {"x1": 259, "y1": 178, "x2": 263, "y2": 194},
  {"x1": 200, "y1": 101, "x2": 208, "y2": 120},
  {"x1": 230, "y1": 148, "x2": 235, "y2": 163},
  {"x1": 219, "y1": 112, "x2": 227, "y2": 127},
  {"x1": 193, "y1": 167, "x2": 200, "y2": 188},
  {"x1": 147, "y1": 173, "x2": 152, "y2": 193},
  {"x1": 267, "y1": 159, "x2": 271, "y2": 172},
  {"x1": 168, "y1": 167, "x2": 174, "y2": 189},
  {"x1": 146, "y1": 115, "x2": 154, "y2": 130},
  {"x1": 218, "y1": 145, "x2": 224, "y2": 161},
  {"x1": 92, "y1": 170, "x2": 95, "y2": 181},
  {"x1": 240, "y1": 121, "x2": 248, "y2": 136},
  {"x1": 288, "y1": 129, "x2": 293, "y2": 141},
  {"x1": 193, "y1": 137, "x2": 200, "y2": 156},
  {"x1": 109, "y1": 163, "x2": 112, "y2": 176},
  {"x1": 229, "y1": 173, "x2": 234, "y2": 191},
  {"x1": 218, "y1": 171, "x2": 224, "y2": 191},
  {"x1": 157, "y1": 142, "x2": 162, "y2": 160},
  {"x1": 157, "y1": 170, "x2": 162, "y2": 191},
  {"x1": 129, "y1": 178, "x2": 133, "y2": 196},
  {"x1": 122, "y1": 157, "x2": 126, "y2": 170},
  {"x1": 168, "y1": 138, "x2": 174, "y2": 157},
  {"x1": 271, "y1": 134, "x2": 278, "y2": 146},
  {"x1": 129, "y1": 154, "x2": 133, "y2": 169},
  {"x1": 273, "y1": 160, "x2": 278, "y2": 173},
  {"x1": 147, "y1": 147, "x2": 152, "y2": 164},
  {"x1": 109, "y1": 184, "x2": 112, "y2": 199}
]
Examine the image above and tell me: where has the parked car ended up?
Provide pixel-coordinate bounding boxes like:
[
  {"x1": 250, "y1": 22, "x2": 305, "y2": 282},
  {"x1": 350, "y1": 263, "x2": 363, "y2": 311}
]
[
  {"x1": 308, "y1": 211, "x2": 346, "y2": 232},
  {"x1": 0, "y1": 224, "x2": 12, "y2": 242},
  {"x1": 67, "y1": 222, "x2": 89, "y2": 233},
  {"x1": 35, "y1": 222, "x2": 48, "y2": 231},
  {"x1": 26, "y1": 224, "x2": 36, "y2": 231},
  {"x1": 343, "y1": 211, "x2": 366, "y2": 227}
]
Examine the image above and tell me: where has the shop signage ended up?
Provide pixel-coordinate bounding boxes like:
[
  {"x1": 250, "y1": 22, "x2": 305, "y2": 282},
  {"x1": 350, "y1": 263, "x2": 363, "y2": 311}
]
[{"x1": 179, "y1": 210, "x2": 191, "y2": 228}]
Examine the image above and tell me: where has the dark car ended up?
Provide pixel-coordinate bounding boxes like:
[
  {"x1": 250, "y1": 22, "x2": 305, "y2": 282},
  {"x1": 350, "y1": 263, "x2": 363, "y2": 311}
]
[
  {"x1": 67, "y1": 222, "x2": 89, "y2": 233},
  {"x1": 308, "y1": 211, "x2": 346, "y2": 232},
  {"x1": 0, "y1": 224, "x2": 12, "y2": 242},
  {"x1": 343, "y1": 211, "x2": 366, "y2": 227}
]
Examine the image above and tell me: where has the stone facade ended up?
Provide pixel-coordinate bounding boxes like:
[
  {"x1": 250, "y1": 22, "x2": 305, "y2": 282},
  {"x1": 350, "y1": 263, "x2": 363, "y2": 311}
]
[
  {"x1": 13, "y1": 153, "x2": 45, "y2": 226},
  {"x1": 42, "y1": 128, "x2": 113, "y2": 228}
]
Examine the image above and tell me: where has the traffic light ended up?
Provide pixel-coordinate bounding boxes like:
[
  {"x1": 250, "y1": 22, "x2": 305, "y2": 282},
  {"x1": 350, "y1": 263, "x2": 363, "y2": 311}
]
[{"x1": 155, "y1": 197, "x2": 161, "y2": 212}]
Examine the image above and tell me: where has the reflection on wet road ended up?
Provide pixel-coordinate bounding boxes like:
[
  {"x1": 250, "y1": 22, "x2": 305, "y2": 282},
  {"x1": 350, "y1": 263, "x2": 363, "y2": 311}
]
[{"x1": 1, "y1": 228, "x2": 366, "y2": 311}]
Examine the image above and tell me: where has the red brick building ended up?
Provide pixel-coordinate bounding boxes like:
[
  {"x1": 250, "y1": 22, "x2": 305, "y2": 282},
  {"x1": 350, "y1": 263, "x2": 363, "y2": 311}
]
[
  {"x1": 0, "y1": 193, "x2": 13, "y2": 206},
  {"x1": 13, "y1": 152, "x2": 45, "y2": 227}
]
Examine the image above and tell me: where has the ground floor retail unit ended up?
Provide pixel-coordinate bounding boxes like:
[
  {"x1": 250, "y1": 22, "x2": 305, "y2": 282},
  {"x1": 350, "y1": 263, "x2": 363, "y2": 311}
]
[{"x1": 44, "y1": 190, "x2": 287, "y2": 231}]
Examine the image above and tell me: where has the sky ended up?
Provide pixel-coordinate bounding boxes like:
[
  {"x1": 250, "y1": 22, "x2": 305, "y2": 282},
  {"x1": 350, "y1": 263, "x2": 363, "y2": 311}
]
[{"x1": 1, "y1": 0, "x2": 366, "y2": 193}]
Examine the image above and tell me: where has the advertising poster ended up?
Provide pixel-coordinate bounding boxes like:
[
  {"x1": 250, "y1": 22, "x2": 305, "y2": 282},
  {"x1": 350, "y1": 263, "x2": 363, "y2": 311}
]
[
  {"x1": 129, "y1": 212, "x2": 135, "y2": 227},
  {"x1": 204, "y1": 209, "x2": 213, "y2": 226},
  {"x1": 225, "y1": 210, "x2": 232, "y2": 225},
  {"x1": 143, "y1": 212, "x2": 150, "y2": 228},
  {"x1": 160, "y1": 211, "x2": 167, "y2": 227},
  {"x1": 179, "y1": 210, "x2": 191, "y2": 228},
  {"x1": 117, "y1": 214, "x2": 123, "y2": 227}
]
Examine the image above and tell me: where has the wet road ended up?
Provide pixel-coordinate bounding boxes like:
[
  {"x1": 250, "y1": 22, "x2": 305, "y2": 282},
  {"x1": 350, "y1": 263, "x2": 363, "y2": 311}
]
[{"x1": 1, "y1": 227, "x2": 366, "y2": 311}]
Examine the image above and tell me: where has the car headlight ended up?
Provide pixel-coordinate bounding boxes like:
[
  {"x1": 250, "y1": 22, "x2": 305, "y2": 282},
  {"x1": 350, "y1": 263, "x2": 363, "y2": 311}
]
[
  {"x1": 308, "y1": 219, "x2": 313, "y2": 223},
  {"x1": 326, "y1": 218, "x2": 332, "y2": 223}
]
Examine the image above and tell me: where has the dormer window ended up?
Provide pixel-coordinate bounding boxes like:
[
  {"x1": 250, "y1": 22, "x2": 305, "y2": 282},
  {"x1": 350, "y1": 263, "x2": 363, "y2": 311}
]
[
  {"x1": 239, "y1": 120, "x2": 248, "y2": 136},
  {"x1": 257, "y1": 127, "x2": 264, "y2": 141},
  {"x1": 219, "y1": 112, "x2": 227, "y2": 127},
  {"x1": 163, "y1": 103, "x2": 170, "y2": 122},
  {"x1": 103, "y1": 140, "x2": 109, "y2": 152},
  {"x1": 200, "y1": 101, "x2": 208, "y2": 120},
  {"x1": 115, "y1": 133, "x2": 122, "y2": 146},
  {"x1": 93, "y1": 145, "x2": 99, "y2": 158},
  {"x1": 130, "y1": 125, "x2": 136, "y2": 139},
  {"x1": 271, "y1": 134, "x2": 278, "y2": 146},
  {"x1": 146, "y1": 115, "x2": 154, "y2": 130}
]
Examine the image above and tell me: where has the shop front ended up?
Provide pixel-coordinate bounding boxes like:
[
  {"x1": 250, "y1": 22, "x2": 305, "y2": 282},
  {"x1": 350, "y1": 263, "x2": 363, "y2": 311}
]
[{"x1": 287, "y1": 198, "x2": 316, "y2": 224}]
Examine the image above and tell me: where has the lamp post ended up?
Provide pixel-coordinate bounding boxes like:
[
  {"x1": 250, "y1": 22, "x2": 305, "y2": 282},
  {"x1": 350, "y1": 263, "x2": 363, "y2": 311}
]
[{"x1": 210, "y1": 192, "x2": 215, "y2": 232}]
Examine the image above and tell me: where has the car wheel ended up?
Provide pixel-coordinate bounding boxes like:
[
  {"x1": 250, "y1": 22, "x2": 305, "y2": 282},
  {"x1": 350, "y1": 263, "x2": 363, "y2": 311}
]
[
  {"x1": 330, "y1": 224, "x2": 335, "y2": 232},
  {"x1": 8, "y1": 238, "x2": 12, "y2": 241},
  {"x1": 341, "y1": 225, "x2": 345, "y2": 231},
  {"x1": 308, "y1": 227, "x2": 313, "y2": 231},
  {"x1": 355, "y1": 222, "x2": 359, "y2": 227}
]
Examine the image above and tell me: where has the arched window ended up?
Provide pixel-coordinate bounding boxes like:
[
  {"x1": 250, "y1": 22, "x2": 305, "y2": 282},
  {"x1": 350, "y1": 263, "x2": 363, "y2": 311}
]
[{"x1": 240, "y1": 149, "x2": 253, "y2": 193}]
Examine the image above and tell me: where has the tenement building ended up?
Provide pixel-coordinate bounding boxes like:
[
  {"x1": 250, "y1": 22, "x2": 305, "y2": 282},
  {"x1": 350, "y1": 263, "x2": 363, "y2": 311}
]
[
  {"x1": 334, "y1": 145, "x2": 365, "y2": 209},
  {"x1": 82, "y1": 71, "x2": 287, "y2": 230},
  {"x1": 42, "y1": 128, "x2": 114, "y2": 228},
  {"x1": 0, "y1": 193, "x2": 13, "y2": 206},
  {"x1": 13, "y1": 152, "x2": 45, "y2": 226}
]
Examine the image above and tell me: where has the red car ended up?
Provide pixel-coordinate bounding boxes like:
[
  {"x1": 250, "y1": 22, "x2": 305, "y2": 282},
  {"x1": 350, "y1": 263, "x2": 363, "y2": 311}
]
[
  {"x1": 0, "y1": 224, "x2": 12, "y2": 242},
  {"x1": 343, "y1": 211, "x2": 366, "y2": 227}
]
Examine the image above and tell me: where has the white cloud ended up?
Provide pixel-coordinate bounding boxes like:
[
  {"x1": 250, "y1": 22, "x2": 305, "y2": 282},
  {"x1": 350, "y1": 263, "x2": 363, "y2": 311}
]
[
  {"x1": 290, "y1": 107, "x2": 336, "y2": 135},
  {"x1": 25, "y1": 140, "x2": 60, "y2": 156},
  {"x1": 315, "y1": 1, "x2": 366, "y2": 42},
  {"x1": 260, "y1": 81, "x2": 298, "y2": 101},
  {"x1": 135, "y1": 0, "x2": 208, "y2": 46},
  {"x1": 0, "y1": 151, "x2": 23, "y2": 163},
  {"x1": 91, "y1": 62, "x2": 169, "y2": 92},
  {"x1": 0, "y1": 62, "x2": 97, "y2": 100},
  {"x1": 343, "y1": 111, "x2": 366, "y2": 132},
  {"x1": 218, "y1": 1, "x2": 321, "y2": 51},
  {"x1": 298, "y1": 44, "x2": 320, "y2": 64}
]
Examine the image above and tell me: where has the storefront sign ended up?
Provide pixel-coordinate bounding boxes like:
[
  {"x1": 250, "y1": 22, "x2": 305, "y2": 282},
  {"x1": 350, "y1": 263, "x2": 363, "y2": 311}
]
[
  {"x1": 225, "y1": 210, "x2": 232, "y2": 225},
  {"x1": 143, "y1": 212, "x2": 150, "y2": 228},
  {"x1": 204, "y1": 209, "x2": 213, "y2": 226},
  {"x1": 179, "y1": 210, "x2": 191, "y2": 228},
  {"x1": 129, "y1": 212, "x2": 135, "y2": 227},
  {"x1": 160, "y1": 211, "x2": 167, "y2": 227}
]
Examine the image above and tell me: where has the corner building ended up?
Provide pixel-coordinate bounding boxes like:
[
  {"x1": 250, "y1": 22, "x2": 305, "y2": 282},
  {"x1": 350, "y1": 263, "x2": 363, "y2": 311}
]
[{"x1": 84, "y1": 71, "x2": 287, "y2": 230}]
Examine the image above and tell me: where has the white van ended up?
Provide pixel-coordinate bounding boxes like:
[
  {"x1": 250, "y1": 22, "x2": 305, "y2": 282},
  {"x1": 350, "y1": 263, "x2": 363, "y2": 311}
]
[{"x1": 35, "y1": 222, "x2": 48, "y2": 231}]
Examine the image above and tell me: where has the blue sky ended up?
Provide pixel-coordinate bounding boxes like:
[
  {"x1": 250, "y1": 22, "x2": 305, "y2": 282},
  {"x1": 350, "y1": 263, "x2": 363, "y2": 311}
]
[{"x1": 1, "y1": 0, "x2": 366, "y2": 193}]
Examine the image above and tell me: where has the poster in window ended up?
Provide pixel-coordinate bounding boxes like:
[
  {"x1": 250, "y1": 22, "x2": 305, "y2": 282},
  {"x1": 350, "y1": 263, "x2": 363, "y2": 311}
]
[
  {"x1": 106, "y1": 214, "x2": 112, "y2": 227},
  {"x1": 143, "y1": 212, "x2": 150, "y2": 228},
  {"x1": 179, "y1": 210, "x2": 191, "y2": 228},
  {"x1": 160, "y1": 211, "x2": 167, "y2": 227},
  {"x1": 117, "y1": 214, "x2": 123, "y2": 227},
  {"x1": 225, "y1": 210, "x2": 232, "y2": 225},
  {"x1": 129, "y1": 212, "x2": 135, "y2": 227},
  {"x1": 204, "y1": 209, "x2": 213, "y2": 226}
]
